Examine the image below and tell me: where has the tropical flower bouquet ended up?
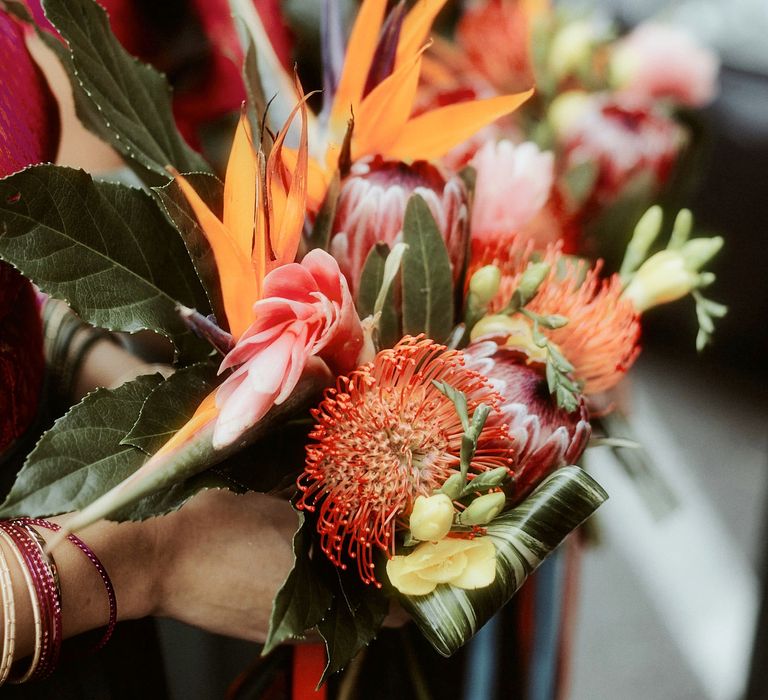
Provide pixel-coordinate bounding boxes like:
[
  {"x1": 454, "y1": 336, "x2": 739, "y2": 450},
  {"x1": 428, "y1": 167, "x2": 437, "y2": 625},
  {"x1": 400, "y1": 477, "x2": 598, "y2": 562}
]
[{"x1": 0, "y1": 0, "x2": 725, "y2": 690}]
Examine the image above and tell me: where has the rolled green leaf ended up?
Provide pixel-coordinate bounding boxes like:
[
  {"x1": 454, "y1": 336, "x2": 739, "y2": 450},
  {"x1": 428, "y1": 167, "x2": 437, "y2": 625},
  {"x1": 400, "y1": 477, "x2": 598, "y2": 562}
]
[{"x1": 399, "y1": 466, "x2": 607, "y2": 656}]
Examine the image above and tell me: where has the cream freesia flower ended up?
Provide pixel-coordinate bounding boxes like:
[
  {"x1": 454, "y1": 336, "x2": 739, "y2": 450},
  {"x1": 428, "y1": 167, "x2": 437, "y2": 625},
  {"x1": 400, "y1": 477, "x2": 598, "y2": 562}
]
[
  {"x1": 409, "y1": 494, "x2": 455, "y2": 542},
  {"x1": 387, "y1": 537, "x2": 496, "y2": 596}
]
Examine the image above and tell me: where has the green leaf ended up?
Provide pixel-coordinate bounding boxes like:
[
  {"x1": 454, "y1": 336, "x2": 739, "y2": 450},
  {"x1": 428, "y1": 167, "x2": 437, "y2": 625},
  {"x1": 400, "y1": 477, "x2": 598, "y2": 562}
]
[
  {"x1": 0, "y1": 376, "x2": 226, "y2": 520},
  {"x1": 401, "y1": 194, "x2": 454, "y2": 342},
  {"x1": 241, "y1": 28, "x2": 268, "y2": 138},
  {"x1": 54, "y1": 364, "x2": 332, "y2": 533},
  {"x1": 306, "y1": 171, "x2": 340, "y2": 252},
  {"x1": 153, "y1": 173, "x2": 227, "y2": 326},
  {"x1": 42, "y1": 0, "x2": 211, "y2": 185},
  {"x1": 317, "y1": 568, "x2": 389, "y2": 684},
  {"x1": 398, "y1": 466, "x2": 607, "y2": 657},
  {"x1": 357, "y1": 243, "x2": 400, "y2": 349},
  {"x1": 0, "y1": 166, "x2": 211, "y2": 362},
  {"x1": 562, "y1": 161, "x2": 598, "y2": 207},
  {"x1": 263, "y1": 511, "x2": 334, "y2": 655},
  {"x1": 122, "y1": 363, "x2": 219, "y2": 455}
]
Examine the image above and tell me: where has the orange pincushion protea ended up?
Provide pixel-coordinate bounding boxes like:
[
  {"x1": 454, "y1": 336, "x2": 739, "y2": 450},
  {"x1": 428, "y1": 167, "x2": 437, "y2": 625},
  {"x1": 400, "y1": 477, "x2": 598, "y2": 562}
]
[
  {"x1": 491, "y1": 249, "x2": 641, "y2": 394},
  {"x1": 297, "y1": 336, "x2": 513, "y2": 586}
]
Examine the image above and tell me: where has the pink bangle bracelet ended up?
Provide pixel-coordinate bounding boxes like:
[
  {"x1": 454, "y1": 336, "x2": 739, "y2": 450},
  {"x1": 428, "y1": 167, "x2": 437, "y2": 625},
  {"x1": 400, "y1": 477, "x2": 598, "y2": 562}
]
[{"x1": 15, "y1": 518, "x2": 118, "y2": 655}]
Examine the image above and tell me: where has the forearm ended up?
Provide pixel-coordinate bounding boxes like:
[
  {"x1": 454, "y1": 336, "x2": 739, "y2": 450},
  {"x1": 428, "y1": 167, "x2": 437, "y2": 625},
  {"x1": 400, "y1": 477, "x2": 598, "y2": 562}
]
[{"x1": 0, "y1": 516, "x2": 158, "y2": 661}]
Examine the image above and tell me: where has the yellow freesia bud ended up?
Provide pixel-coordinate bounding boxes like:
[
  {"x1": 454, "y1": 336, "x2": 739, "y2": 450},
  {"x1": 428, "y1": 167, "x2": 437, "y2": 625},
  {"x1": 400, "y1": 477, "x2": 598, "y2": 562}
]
[
  {"x1": 548, "y1": 90, "x2": 590, "y2": 136},
  {"x1": 386, "y1": 537, "x2": 497, "y2": 596},
  {"x1": 470, "y1": 315, "x2": 549, "y2": 363},
  {"x1": 469, "y1": 265, "x2": 502, "y2": 305},
  {"x1": 460, "y1": 492, "x2": 507, "y2": 526},
  {"x1": 549, "y1": 21, "x2": 595, "y2": 80},
  {"x1": 409, "y1": 494, "x2": 455, "y2": 542},
  {"x1": 622, "y1": 250, "x2": 699, "y2": 312}
]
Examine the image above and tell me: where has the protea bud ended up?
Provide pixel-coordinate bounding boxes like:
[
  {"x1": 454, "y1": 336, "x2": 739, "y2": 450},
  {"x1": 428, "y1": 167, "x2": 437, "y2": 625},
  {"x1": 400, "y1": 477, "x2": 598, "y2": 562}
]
[
  {"x1": 330, "y1": 156, "x2": 468, "y2": 297},
  {"x1": 464, "y1": 339, "x2": 591, "y2": 503},
  {"x1": 558, "y1": 94, "x2": 685, "y2": 205}
]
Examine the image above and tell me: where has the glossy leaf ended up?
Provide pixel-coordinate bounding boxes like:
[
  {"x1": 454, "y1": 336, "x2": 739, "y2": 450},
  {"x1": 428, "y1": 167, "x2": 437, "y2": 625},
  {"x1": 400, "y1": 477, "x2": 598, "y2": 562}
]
[
  {"x1": 263, "y1": 511, "x2": 334, "y2": 655},
  {"x1": 401, "y1": 194, "x2": 454, "y2": 343},
  {"x1": 0, "y1": 165, "x2": 211, "y2": 362},
  {"x1": 42, "y1": 0, "x2": 211, "y2": 184},
  {"x1": 317, "y1": 567, "x2": 389, "y2": 684},
  {"x1": 398, "y1": 466, "x2": 608, "y2": 656}
]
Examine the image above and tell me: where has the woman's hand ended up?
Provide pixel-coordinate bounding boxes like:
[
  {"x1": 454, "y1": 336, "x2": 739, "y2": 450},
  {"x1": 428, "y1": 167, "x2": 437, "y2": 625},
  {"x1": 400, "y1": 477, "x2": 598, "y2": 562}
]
[{"x1": 147, "y1": 489, "x2": 298, "y2": 642}]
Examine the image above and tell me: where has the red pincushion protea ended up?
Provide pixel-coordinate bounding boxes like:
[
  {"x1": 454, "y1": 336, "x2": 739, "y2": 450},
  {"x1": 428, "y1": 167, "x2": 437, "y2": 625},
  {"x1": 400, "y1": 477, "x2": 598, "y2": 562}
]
[
  {"x1": 465, "y1": 340, "x2": 591, "y2": 502},
  {"x1": 297, "y1": 336, "x2": 513, "y2": 585},
  {"x1": 330, "y1": 156, "x2": 468, "y2": 298}
]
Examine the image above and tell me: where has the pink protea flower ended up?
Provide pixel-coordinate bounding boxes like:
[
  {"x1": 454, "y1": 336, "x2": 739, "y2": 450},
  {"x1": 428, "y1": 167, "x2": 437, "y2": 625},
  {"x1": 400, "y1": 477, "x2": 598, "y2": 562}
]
[
  {"x1": 611, "y1": 22, "x2": 719, "y2": 109},
  {"x1": 464, "y1": 340, "x2": 591, "y2": 502},
  {"x1": 560, "y1": 93, "x2": 685, "y2": 205},
  {"x1": 297, "y1": 336, "x2": 513, "y2": 585},
  {"x1": 330, "y1": 157, "x2": 468, "y2": 296},
  {"x1": 213, "y1": 249, "x2": 363, "y2": 448},
  {"x1": 470, "y1": 139, "x2": 555, "y2": 247}
]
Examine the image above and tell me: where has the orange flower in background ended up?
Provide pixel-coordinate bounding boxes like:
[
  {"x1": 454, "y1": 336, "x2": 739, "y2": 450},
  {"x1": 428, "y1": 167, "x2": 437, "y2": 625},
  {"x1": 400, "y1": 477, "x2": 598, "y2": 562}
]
[
  {"x1": 297, "y1": 336, "x2": 513, "y2": 586},
  {"x1": 457, "y1": 0, "x2": 550, "y2": 94}
]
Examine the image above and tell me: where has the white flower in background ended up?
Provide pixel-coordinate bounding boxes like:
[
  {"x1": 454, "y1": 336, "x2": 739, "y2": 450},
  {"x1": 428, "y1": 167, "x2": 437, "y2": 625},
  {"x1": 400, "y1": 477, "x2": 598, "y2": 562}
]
[
  {"x1": 470, "y1": 140, "x2": 555, "y2": 243},
  {"x1": 611, "y1": 22, "x2": 720, "y2": 108}
]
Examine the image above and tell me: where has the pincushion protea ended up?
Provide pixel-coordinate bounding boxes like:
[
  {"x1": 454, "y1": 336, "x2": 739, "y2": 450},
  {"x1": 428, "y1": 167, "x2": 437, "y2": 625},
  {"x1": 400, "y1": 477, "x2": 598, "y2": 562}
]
[
  {"x1": 472, "y1": 243, "x2": 641, "y2": 394},
  {"x1": 297, "y1": 336, "x2": 513, "y2": 586},
  {"x1": 465, "y1": 340, "x2": 591, "y2": 501},
  {"x1": 331, "y1": 157, "x2": 468, "y2": 295}
]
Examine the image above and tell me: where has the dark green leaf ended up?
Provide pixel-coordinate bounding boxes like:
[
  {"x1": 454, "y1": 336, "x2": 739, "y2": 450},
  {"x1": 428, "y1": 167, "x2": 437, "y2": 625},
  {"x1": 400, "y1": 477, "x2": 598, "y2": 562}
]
[
  {"x1": 317, "y1": 568, "x2": 389, "y2": 684},
  {"x1": 398, "y1": 466, "x2": 607, "y2": 657},
  {"x1": 0, "y1": 376, "x2": 227, "y2": 520},
  {"x1": 0, "y1": 166, "x2": 210, "y2": 362},
  {"x1": 42, "y1": 0, "x2": 211, "y2": 185},
  {"x1": 153, "y1": 173, "x2": 226, "y2": 326},
  {"x1": 401, "y1": 195, "x2": 454, "y2": 342},
  {"x1": 357, "y1": 243, "x2": 400, "y2": 349},
  {"x1": 263, "y1": 511, "x2": 334, "y2": 655},
  {"x1": 122, "y1": 363, "x2": 219, "y2": 455},
  {"x1": 307, "y1": 172, "x2": 340, "y2": 252}
]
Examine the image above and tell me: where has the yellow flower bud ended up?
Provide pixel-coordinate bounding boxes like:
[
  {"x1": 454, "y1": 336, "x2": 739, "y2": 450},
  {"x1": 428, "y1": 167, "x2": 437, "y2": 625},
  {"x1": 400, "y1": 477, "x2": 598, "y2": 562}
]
[
  {"x1": 548, "y1": 90, "x2": 590, "y2": 136},
  {"x1": 386, "y1": 537, "x2": 497, "y2": 596},
  {"x1": 469, "y1": 265, "x2": 502, "y2": 305},
  {"x1": 409, "y1": 494, "x2": 455, "y2": 542},
  {"x1": 549, "y1": 21, "x2": 596, "y2": 80},
  {"x1": 460, "y1": 492, "x2": 507, "y2": 526},
  {"x1": 622, "y1": 250, "x2": 699, "y2": 312},
  {"x1": 470, "y1": 315, "x2": 549, "y2": 363}
]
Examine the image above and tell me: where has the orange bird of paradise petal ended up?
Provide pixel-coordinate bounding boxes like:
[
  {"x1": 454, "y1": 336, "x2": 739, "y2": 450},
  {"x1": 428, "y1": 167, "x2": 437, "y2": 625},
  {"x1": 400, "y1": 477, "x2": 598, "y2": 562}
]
[{"x1": 280, "y1": 0, "x2": 534, "y2": 212}]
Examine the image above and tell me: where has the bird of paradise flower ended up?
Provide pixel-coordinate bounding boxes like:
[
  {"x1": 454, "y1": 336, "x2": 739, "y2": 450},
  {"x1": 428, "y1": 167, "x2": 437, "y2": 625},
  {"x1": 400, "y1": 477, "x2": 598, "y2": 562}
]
[{"x1": 234, "y1": 0, "x2": 534, "y2": 210}]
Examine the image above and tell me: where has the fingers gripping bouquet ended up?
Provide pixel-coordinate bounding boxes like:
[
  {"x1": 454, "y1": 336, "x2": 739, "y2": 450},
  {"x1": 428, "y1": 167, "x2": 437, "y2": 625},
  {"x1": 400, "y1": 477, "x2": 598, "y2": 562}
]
[{"x1": 0, "y1": 0, "x2": 725, "y2": 685}]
